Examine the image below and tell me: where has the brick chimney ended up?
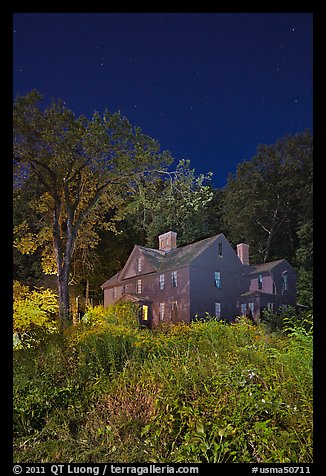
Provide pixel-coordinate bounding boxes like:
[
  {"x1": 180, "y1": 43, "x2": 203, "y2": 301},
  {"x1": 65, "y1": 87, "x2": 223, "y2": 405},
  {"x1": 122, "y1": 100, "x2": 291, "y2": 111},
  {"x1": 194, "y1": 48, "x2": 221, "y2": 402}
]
[
  {"x1": 158, "y1": 231, "x2": 177, "y2": 253},
  {"x1": 237, "y1": 243, "x2": 249, "y2": 265}
]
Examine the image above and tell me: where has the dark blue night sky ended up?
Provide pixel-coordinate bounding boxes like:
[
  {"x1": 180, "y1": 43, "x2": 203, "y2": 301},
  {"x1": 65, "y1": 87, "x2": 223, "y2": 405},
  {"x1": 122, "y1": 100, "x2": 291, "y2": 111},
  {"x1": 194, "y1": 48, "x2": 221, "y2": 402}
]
[{"x1": 13, "y1": 12, "x2": 313, "y2": 188}]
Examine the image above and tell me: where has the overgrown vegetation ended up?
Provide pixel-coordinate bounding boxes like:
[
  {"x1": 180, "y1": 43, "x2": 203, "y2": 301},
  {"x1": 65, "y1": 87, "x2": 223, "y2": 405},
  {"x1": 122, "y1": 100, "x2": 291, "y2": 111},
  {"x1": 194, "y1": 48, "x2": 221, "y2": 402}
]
[
  {"x1": 13, "y1": 304, "x2": 313, "y2": 463},
  {"x1": 13, "y1": 280, "x2": 59, "y2": 349}
]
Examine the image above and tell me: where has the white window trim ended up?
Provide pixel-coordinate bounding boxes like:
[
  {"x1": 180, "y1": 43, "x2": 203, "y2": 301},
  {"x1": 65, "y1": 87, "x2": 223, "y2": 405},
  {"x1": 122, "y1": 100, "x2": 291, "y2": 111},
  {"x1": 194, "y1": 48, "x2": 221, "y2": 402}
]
[
  {"x1": 171, "y1": 271, "x2": 178, "y2": 287},
  {"x1": 137, "y1": 279, "x2": 142, "y2": 294}
]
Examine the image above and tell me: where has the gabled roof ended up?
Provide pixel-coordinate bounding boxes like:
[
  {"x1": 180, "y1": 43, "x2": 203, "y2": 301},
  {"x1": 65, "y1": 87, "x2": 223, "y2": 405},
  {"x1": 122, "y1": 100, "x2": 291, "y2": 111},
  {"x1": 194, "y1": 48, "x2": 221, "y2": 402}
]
[
  {"x1": 138, "y1": 246, "x2": 165, "y2": 270},
  {"x1": 247, "y1": 259, "x2": 285, "y2": 275},
  {"x1": 101, "y1": 271, "x2": 121, "y2": 289},
  {"x1": 238, "y1": 290, "x2": 276, "y2": 298},
  {"x1": 158, "y1": 235, "x2": 221, "y2": 272},
  {"x1": 117, "y1": 293, "x2": 152, "y2": 303},
  {"x1": 101, "y1": 234, "x2": 222, "y2": 288}
]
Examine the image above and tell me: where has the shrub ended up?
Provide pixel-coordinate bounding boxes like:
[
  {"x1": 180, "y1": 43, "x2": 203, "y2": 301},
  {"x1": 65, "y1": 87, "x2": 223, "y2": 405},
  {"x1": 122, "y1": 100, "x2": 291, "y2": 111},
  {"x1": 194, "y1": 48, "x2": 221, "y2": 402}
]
[
  {"x1": 13, "y1": 280, "x2": 59, "y2": 349},
  {"x1": 13, "y1": 315, "x2": 313, "y2": 463},
  {"x1": 81, "y1": 303, "x2": 139, "y2": 328}
]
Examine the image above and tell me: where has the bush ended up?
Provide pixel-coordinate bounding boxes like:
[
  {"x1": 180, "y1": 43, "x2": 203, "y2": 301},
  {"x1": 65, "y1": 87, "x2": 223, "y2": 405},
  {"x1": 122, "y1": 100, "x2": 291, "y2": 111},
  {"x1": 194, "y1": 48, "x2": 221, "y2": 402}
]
[
  {"x1": 81, "y1": 303, "x2": 140, "y2": 328},
  {"x1": 13, "y1": 280, "x2": 59, "y2": 349},
  {"x1": 13, "y1": 315, "x2": 313, "y2": 463}
]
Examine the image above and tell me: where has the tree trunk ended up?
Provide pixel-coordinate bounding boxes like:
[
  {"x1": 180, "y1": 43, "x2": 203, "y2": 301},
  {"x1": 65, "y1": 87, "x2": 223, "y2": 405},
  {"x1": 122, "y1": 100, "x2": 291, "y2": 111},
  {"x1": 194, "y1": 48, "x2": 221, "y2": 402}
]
[
  {"x1": 85, "y1": 279, "x2": 90, "y2": 308},
  {"x1": 57, "y1": 269, "x2": 71, "y2": 329},
  {"x1": 53, "y1": 204, "x2": 74, "y2": 328}
]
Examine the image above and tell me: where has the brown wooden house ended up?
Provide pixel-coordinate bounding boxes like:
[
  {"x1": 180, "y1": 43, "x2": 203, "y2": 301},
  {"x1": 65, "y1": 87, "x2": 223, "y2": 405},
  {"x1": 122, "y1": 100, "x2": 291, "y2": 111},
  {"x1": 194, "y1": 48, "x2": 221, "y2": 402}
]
[{"x1": 101, "y1": 231, "x2": 297, "y2": 327}]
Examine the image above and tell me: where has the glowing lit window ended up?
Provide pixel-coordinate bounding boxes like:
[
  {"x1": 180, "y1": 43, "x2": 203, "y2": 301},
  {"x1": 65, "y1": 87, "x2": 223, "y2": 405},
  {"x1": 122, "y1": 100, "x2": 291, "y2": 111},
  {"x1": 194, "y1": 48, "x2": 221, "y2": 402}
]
[{"x1": 142, "y1": 305, "x2": 148, "y2": 321}]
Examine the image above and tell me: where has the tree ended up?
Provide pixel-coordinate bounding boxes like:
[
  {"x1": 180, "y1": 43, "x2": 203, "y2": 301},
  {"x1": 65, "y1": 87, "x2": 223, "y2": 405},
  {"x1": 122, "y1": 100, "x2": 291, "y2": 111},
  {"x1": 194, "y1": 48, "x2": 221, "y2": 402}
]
[
  {"x1": 125, "y1": 159, "x2": 215, "y2": 248},
  {"x1": 295, "y1": 219, "x2": 313, "y2": 308},
  {"x1": 14, "y1": 90, "x2": 172, "y2": 326},
  {"x1": 220, "y1": 131, "x2": 313, "y2": 264}
]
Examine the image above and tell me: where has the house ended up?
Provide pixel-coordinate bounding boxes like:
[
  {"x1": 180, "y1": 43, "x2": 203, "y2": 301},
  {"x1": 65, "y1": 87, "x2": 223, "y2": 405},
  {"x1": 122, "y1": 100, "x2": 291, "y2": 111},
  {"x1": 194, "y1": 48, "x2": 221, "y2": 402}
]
[{"x1": 101, "y1": 231, "x2": 297, "y2": 327}]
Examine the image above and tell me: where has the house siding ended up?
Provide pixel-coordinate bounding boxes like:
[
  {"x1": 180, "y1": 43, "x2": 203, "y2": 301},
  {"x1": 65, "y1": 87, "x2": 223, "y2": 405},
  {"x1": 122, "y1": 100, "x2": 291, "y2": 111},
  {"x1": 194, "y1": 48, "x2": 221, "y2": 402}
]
[
  {"x1": 104, "y1": 267, "x2": 190, "y2": 327},
  {"x1": 250, "y1": 274, "x2": 275, "y2": 294},
  {"x1": 102, "y1": 233, "x2": 297, "y2": 327},
  {"x1": 249, "y1": 261, "x2": 297, "y2": 310},
  {"x1": 189, "y1": 235, "x2": 250, "y2": 321}
]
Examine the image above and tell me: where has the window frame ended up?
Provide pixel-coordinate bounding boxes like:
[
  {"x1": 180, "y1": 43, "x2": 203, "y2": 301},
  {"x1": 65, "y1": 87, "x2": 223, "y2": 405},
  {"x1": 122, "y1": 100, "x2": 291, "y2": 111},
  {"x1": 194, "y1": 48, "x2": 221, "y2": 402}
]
[
  {"x1": 282, "y1": 271, "x2": 288, "y2": 292},
  {"x1": 159, "y1": 274, "x2": 165, "y2": 290},
  {"x1": 215, "y1": 302, "x2": 221, "y2": 319},
  {"x1": 214, "y1": 271, "x2": 221, "y2": 288},
  {"x1": 258, "y1": 273, "x2": 263, "y2": 290},
  {"x1": 136, "y1": 279, "x2": 142, "y2": 294},
  {"x1": 142, "y1": 304, "x2": 148, "y2": 321},
  {"x1": 137, "y1": 256, "x2": 142, "y2": 273},
  {"x1": 171, "y1": 270, "x2": 178, "y2": 287},
  {"x1": 159, "y1": 302, "x2": 165, "y2": 321},
  {"x1": 171, "y1": 300, "x2": 178, "y2": 320}
]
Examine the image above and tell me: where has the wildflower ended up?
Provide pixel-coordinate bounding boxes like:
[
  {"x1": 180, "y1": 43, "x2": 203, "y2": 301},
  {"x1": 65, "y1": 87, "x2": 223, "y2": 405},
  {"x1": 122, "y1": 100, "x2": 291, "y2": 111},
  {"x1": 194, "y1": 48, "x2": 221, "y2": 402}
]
[{"x1": 261, "y1": 398, "x2": 266, "y2": 403}]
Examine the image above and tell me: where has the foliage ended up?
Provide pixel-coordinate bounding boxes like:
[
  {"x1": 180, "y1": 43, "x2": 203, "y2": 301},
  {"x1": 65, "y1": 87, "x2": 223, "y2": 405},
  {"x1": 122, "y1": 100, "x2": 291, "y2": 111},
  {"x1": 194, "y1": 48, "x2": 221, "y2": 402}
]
[
  {"x1": 81, "y1": 303, "x2": 140, "y2": 328},
  {"x1": 295, "y1": 219, "x2": 313, "y2": 308},
  {"x1": 13, "y1": 315, "x2": 312, "y2": 463},
  {"x1": 13, "y1": 90, "x2": 172, "y2": 323},
  {"x1": 220, "y1": 130, "x2": 312, "y2": 264},
  {"x1": 126, "y1": 159, "x2": 215, "y2": 248},
  {"x1": 13, "y1": 280, "x2": 59, "y2": 349}
]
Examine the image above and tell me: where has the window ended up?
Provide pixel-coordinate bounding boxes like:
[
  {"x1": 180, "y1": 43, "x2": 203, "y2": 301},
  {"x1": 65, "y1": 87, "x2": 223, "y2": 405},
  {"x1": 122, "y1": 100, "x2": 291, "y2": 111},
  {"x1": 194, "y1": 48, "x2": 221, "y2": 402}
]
[
  {"x1": 267, "y1": 302, "x2": 274, "y2": 312},
  {"x1": 159, "y1": 302, "x2": 165, "y2": 321},
  {"x1": 258, "y1": 273, "x2": 263, "y2": 290},
  {"x1": 214, "y1": 271, "x2": 221, "y2": 288},
  {"x1": 218, "y1": 242, "x2": 223, "y2": 257},
  {"x1": 215, "y1": 302, "x2": 221, "y2": 319},
  {"x1": 241, "y1": 303, "x2": 247, "y2": 316},
  {"x1": 272, "y1": 283, "x2": 276, "y2": 295},
  {"x1": 113, "y1": 287, "x2": 117, "y2": 299},
  {"x1": 159, "y1": 274, "x2": 165, "y2": 290},
  {"x1": 171, "y1": 271, "x2": 178, "y2": 287},
  {"x1": 248, "y1": 302, "x2": 254, "y2": 316},
  {"x1": 281, "y1": 304, "x2": 288, "y2": 313},
  {"x1": 136, "y1": 279, "x2": 142, "y2": 294},
  {"x1": 171, "y1": 301, "x2": 178, "y2": 321},
  {"x1": 142, "y1": 304, "x2": 148, "y2": 321},
  {"x1": 282, "y1": 272, "x2": 288, "y2": 292},
  {"x1": 137, "y1": 257, "x2": 142, "y2": 273}
]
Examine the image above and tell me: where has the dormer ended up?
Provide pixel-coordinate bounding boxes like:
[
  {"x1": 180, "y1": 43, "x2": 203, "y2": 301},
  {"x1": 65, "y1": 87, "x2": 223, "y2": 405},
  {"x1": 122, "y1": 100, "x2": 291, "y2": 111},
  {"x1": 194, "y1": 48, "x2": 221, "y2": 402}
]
[{"x1": 158, "y1": 231, "x2": 177, "y2": 253}]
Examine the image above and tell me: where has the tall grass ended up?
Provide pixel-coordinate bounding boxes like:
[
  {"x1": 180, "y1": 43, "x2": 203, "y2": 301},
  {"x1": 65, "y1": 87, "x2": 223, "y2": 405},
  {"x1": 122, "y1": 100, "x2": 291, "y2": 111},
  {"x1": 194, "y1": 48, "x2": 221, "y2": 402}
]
[{"x1": 13, "y1": 305, "x2": 313, "y2": 463}]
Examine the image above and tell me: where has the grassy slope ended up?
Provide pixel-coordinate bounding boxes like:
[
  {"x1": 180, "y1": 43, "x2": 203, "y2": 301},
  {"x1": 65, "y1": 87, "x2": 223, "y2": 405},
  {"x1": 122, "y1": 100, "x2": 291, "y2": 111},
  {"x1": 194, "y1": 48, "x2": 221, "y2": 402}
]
[{"x1": 13, "y1": 308, "x2": 313, "y2": 463}]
